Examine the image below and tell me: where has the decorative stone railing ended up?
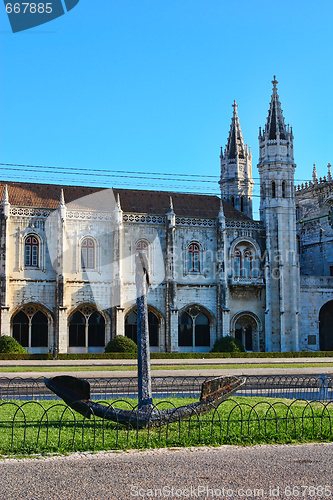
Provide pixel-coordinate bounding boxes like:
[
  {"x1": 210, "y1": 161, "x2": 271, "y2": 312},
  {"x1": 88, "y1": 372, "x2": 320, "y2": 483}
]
[
  {"x1": 228, "y1": 277, "x2": 264, "y2": 286},
  {"x1": 10, "y1": 207, "x2": 52, "y2": 218},
  {"x1": 300, "y1": 276, "x2": 333, "y2": 289},
  {"x1": 226, "y1": 220, "x2": 264, "y2": 230}
]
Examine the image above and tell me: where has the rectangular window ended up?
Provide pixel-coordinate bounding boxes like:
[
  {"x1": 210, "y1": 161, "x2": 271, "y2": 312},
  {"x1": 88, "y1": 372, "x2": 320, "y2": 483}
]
[{"x1": 330, "y1": 266, "x2": 333, "y2": 277}]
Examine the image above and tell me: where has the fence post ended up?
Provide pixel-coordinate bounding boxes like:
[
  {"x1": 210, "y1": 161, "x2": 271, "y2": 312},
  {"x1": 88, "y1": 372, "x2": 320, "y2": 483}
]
[{"x1": 319, "y1": 373, "x2": 328, "y2": 401}]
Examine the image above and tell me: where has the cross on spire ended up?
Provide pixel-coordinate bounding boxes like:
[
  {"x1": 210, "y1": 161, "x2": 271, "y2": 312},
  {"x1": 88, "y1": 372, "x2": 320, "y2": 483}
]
[
  {"x1": 232, "y1": 100, "x2": 238, "y2": 115},
  {"x1": 272, "y1": 75, "x2": 278, "y2": 90}
]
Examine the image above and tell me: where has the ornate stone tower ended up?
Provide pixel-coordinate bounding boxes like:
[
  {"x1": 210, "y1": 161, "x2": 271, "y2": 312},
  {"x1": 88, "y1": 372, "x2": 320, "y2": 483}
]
[
  {"x1": 258, "y1": 77, "x2": 300, "y2": 352},
  {"x1": 219, "y1": 101, "x2": 253, "y2": 218}
]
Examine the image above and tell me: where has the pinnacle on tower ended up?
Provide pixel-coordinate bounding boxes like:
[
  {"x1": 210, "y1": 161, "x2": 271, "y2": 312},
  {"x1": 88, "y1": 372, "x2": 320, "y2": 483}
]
[
  {"x1": 168, "y1": 196, "x2": 174, "y2": 214},
  {"x1": 258, "y1": 77, "x2": 294, "y2": 165},
  {"x1": 2, "y1": 184, "x2": 10, "y2": 219},
  {"x1": 328, "y1": 163, "x2": 332, "y2": 182},
  {"x1": 224, "y1": 100, "x2": 246, "y2": 160},
  {"x1": 312, "y1": 163, "x2": 318, "y2": 183},
  {"x1": 114, "y1": 192, "x2": 122, "y2": 211},
  {"x1": 59, "y1": 188, "x2": 65, "y2": 207},
  {"x1": 218, "y1": 197, "x2": 225, "y2": 219},
  {"x1": 265, "y1": 76, "x2": 287, "y2": 140},
  {"x1": 219, "y1": 101, "x2": 253, "y2": 218},
  {"x1": 2, "y1": 184, "x2": 9, "y2": 204}
]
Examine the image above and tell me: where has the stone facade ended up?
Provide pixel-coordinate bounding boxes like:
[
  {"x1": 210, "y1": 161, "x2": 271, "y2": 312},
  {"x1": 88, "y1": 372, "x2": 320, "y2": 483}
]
[{"x1": 1, "y1": 78, "x2": 332, "y2": 353}]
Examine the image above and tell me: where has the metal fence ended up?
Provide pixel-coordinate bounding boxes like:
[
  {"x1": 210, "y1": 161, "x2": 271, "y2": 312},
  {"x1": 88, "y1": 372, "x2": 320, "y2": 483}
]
[
  {"x1": 1, "y1": 398, "x2": 333, "y2": 454},
  {"x1": 0, "y1": 374, "x2": 332, "y2": 401}
]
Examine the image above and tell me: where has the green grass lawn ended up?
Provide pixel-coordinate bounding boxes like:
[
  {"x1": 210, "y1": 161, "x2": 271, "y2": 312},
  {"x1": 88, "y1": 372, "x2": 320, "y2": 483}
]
[
  {"x1": 1, "y1": 396, "x2": 333, "y2": 456},
  {"x1": 1, "y1": 362, "x2": 333, "y2": 373}
]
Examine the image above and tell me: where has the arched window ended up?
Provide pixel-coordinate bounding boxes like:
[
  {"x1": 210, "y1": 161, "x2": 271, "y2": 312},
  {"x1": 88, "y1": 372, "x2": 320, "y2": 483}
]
[
  {"x1": 125, "y1": 311, "x2": 137, "y2": 344},
  {"x1": 195, "y1": 312, "x2": 210, "y2": 346},
  {"x1": 178, "y1": 313, "x2": 193, "y2": 347},
  {"x1": 233, "y1": 249, "x2": 241, "y2": 277},
  {"x1": 241, "y1": 197, "x2": 244, "y2": 212},
  {"x1": 148, "y1": 311, "x2": 159, "y2": 346},
  {"x1": 296, "y1": 235, "x2": 301, "y2": 255},
  {"x1": 12, "y1": 311, "x2": 29, "y2": 347},
  {"x1": 243, "y1": 249, "x2": 252, "y2": 278},
  {"x1": 12, "y1": 307, "x2": 48, "y2": 349},
  {"x1": 136, "y1": 240, "x2": 149, "y2": 256},
  {"x1": 69, "y1": 311, "x2": 85, "y2": 347},
  {"x1": 81, "y1": 238, "x2": 95, "y2": 270},
  {"x1": 125, "y1": 309, "x2": 159, "y2": 346},
  {"x1": 231, "y1": 196, "x2": 235, "y2": 207},
  {"x1": 69, "y1": 308, "x2": 106, "y2": 349},
  {"x1": 88, "y1": 311, "x2": 105, "y2": 347},
  {"x1": 178, "y1": 310, "x2": 210, "y2": 347},
  {"x1": 282, "y1": 181, "x2": 286, "y2": 198},
  {"x1": 188, "y1": 243, "x2": 200, "y2": 272},
  {"x1": 25, "y1": 235, "x2": 39, "y2": 267},
  {"x1": 31, "y1": 311, "x2": 48, "y2": 347},
  {"x1": 271, "y1": 181, "x2": 276, "y2": 198}
]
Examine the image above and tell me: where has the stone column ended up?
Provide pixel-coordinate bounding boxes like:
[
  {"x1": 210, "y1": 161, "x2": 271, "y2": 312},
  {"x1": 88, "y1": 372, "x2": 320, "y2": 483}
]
[
  {"x1": 216, "y1": 200, "x2": 230, "y2": 338},
  {"x1": 165, "y1": 198, "x2": 177, "y2": 352},
  {"x1": 0, "y1": 186, "x2": 10, "y2": 336},
  {"x1": 112, "y1": 195, "x2": 124, "y2": 337},
  {"x1": 56, "y1": 190, "x2": 67, "y2": 354}
]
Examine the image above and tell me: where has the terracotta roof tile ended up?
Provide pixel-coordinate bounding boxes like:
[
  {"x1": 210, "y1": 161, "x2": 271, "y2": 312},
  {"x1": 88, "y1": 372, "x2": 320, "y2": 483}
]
[{"x1": 0, "y1": 181, "x2": 252, "y2": 221}]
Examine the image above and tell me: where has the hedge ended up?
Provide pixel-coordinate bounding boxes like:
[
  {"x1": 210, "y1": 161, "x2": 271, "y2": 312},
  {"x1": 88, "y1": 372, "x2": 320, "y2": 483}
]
[{"x1": 1, "y1": 351, "x2": 333, "y2": 360}]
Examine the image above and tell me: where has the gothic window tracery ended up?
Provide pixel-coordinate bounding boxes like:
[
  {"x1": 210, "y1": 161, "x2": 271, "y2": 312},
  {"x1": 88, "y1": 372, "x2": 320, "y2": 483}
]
[
  {"x1": 25, "y1": 235, "x2": 39, "y2": 267},
  {"x1": 136, "y1": 240, "x2": 149, "y2": 256},
  {"x1": 178, "y1": 308, "x2": 210, "y2": 347},
  {"x1": 81, "y1": 238, "x2": 95, "y2": 270},
  {"x1": 233, "y1": 246, "x2": 254, "y2": 277},
  {"x1": 12, "y1": 306, "x2": 48, "y2": 348},
  {"x1": 124, "y1": 309, "x2": 159, "y2": 346},
  {"x1": 69, "y1": 306, "x2": 105, "y2": 348},
  {"x1": 188, "y1": 243, "x2": 200, "y2": 272}
]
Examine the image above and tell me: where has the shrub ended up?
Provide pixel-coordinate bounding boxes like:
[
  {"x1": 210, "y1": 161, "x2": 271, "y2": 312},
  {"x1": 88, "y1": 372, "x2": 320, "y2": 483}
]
[
  {"x1": 105, "y1": 335, "x2": 137, "y2": 353},
  {"x1": 0, "y1": 335, "x2": 27, "y2": 354},
  {"x1": 211, "y1": 335, "x2": 245, "y2": 353}
]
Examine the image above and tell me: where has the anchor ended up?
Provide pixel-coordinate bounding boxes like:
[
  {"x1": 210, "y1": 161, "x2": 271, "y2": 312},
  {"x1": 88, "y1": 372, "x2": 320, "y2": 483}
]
[{"x1": 45, "y1": 252, "x2": 245, "y2": 428}]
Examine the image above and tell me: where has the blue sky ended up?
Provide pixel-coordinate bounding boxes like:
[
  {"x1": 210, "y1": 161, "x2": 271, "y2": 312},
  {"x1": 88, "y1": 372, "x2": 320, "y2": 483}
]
[{"x1": 1, "y1": 0, "x2": 332, "y2": 218}]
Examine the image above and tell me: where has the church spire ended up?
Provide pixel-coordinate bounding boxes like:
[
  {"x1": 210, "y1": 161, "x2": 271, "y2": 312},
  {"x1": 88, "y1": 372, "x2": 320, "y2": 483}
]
[
  {"x1": 258, "y1": 77, "x2": 294, "y2": 166},
  {"x1": 265, "y1": 76, "x2": 287, "y2": 140},
  {"x1": 219, "y1": 101, "x2": 253, "y2": 218},
  {"x1": 224, "y1": 100, "x2": 246, "y2": 160}
]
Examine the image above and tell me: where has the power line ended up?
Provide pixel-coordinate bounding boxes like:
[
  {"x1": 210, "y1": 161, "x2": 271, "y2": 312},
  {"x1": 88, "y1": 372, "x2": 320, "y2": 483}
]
[{"x1": 0, "y1": 162, "x2": 323, "y2": 184}]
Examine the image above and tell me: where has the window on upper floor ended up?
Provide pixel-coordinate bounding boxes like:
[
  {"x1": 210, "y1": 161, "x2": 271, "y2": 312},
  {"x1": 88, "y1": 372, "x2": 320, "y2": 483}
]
[
  {"x1": 25, "y1": 235, "x2": 39, "y2": 267},
  {"x1": 296, "y1": 206, "x2": 301, "y2": 220},
  {"x1": 233, "y1": 246, "x2": 255, "y2": 278},
  {"x1": 136, "y1": 239, "x2": 149, "y2": 256},
  {"x1": 271, "y1": 181, "x2": 276, "y2": 198},
  {"x1": 282, "y1": 181, "x2": 286, "y2": 198},
  {"x1": 81, "y1": 238, "x2": 95, "y2": 270},
  {"x1": 188, "y1": 243, "x2": 200, "y2": 272}
]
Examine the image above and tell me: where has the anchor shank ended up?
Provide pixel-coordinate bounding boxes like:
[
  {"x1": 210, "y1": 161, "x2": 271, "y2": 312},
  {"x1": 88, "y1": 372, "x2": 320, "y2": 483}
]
[{"x1": 136, "y1": 252, "x2": 153, "y2": 408}]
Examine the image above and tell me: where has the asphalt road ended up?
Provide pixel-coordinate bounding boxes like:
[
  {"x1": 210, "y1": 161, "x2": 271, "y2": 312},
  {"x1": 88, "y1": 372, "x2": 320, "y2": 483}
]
[{"x1": 1, "y1": 443, "x2": 333, "y2": 500}]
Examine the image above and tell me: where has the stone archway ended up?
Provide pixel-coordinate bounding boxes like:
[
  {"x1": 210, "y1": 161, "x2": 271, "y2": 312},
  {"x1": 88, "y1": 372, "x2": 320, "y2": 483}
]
[
  {"x1": 230, "y1": 311, "x2": 264, "y2": 352},
  {"x1": 319, "y1": 301, "x2": 333, "y2": 351}
]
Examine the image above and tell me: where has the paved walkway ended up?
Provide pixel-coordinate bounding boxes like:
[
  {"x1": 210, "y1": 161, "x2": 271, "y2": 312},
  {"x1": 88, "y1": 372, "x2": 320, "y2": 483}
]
[
  {"x1": 0, "y1": 357, "x2": 332, "y2": 378},
  {"x1": 1, "y1": 443, "x2": 332, "y2": 499}
]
